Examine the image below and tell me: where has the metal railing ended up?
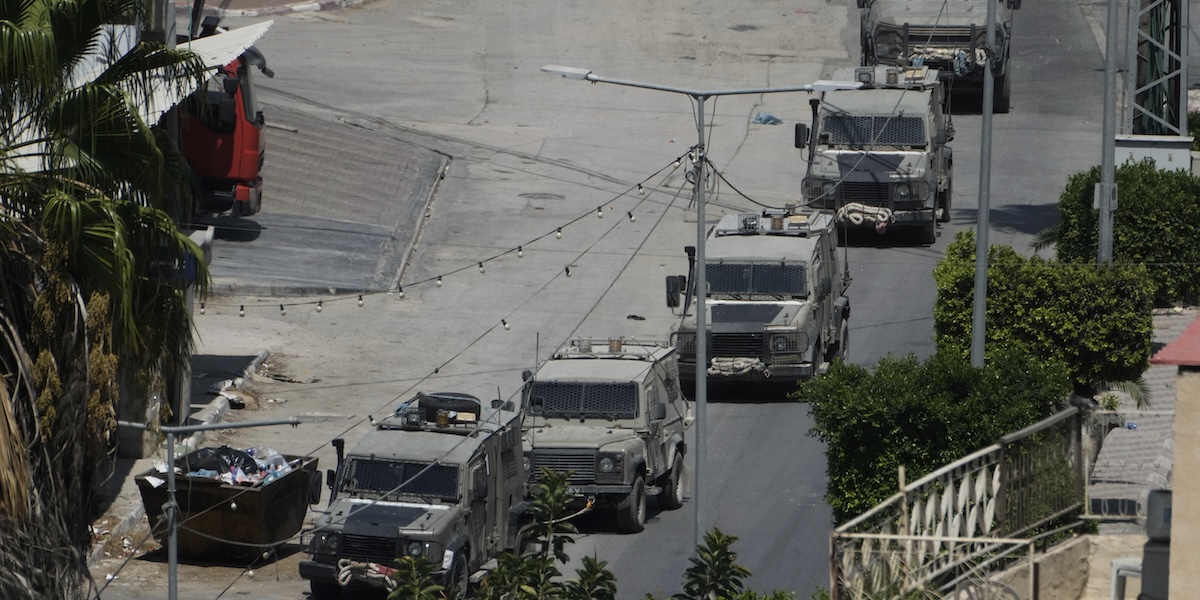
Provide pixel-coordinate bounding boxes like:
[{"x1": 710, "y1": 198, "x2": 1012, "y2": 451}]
[{"x1": 830, "y1": 407, "x2": 1085, "y2": 599}]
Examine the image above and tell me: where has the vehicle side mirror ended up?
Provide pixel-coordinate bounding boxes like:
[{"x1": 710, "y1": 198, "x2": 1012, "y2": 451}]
[
  {"x1": 665, "y1": 275, "x2": 686, "y2": 308},
  {"x1": 794, "y1": 123, "x2": 809, "y2": 149},
  {"x1": 856, "y1": 0, "x2": 868, "y2": 8},
  {"x1": 1006, "y1": 0, "x2": 1020, "y2": 8},
  {"x1": 325, "y1": 468, "x2": 337, "y2": 490},
  {"x1": 521, "y1": 369, "x2": 533, "y2": 382},
  {"x1": 218, "y1": 97, "x2": 237, "y2": 126},
  {"x1": 491, "y1": 399, "x2": 514, "y2": 411},
  {"x1": 932, "y1": 129, "x2": 947, "y2": 146},
  {"x1": 222, "y1": 77, "x2": 239, "y2": 96},
  {"x1": 653, "y1": 403, "x2": 667, "y2": 421},
  {"x1": 308, "y1": 470, "x2": 323, "y2": 504}
]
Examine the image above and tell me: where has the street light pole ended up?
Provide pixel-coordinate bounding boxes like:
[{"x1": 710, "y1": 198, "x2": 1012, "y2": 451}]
[
  {"x1": 118, "y1": 415, "x2": 347, "y2": 600},
  {"x1": 541, "y1": 66, "x2": 858, "y2": 547},
  {"x1": 970, "y1": 0, "x2": 998, "y2": 368}
]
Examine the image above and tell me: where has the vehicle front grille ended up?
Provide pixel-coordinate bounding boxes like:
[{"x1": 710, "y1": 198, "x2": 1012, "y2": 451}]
[
  {"x1": 530, "y1": 450, "x2": 595, "y2": 484},
  {"x1": 711, "y1": 333, "x2": 764, "y2": 359},
  {"x1": 840, "y1": 182, "x2": 890, "y2": 203},
  {"x1": 904, "y1": 26, "x2": 973, "y2": 45},
  {"x1": 341, "y1": 534, "x2": 397, "y2": 563}
]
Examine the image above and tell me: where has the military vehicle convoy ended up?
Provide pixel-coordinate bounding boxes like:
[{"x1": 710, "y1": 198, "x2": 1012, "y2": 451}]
[
  {"x1": 521, "y1": 338, "x2": 693, "y2": 533},
  {"x1": 300, "y1": 392, "x2": 527, "y2": 599},
  {"x1": 665, "y1": 206, "x2": 850, "y2": 386},
  {"x1": 858, "y1": 0, "x2": 1019, "y2": 112},
  {"x1": 795, "y1": 66, "x2": 954, "y2": 245}
]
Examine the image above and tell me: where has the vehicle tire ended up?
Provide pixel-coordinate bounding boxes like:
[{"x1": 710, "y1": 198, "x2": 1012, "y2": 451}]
[
  {"x1": 616, "y1": 476, "x2": 647, "y2": 533},
  {"x1": 937, "y1": 173, "x2": 953, "y2": 223},
  {"x1": 310, "y1": 581, "x2": 341, "y2": 600},
  {"x1": 994, "y1": 73, "x2": 1011, "y2": 114},
  {"x1": 826, "y1": 321, "x2": 849, "y2": 364},
  {"x1": 658, "y1": 451, "x2": 685, "y2": 510},
  {"x1": 446, "y1": 551, "x2": 469, "y2": 597},
  {"x1": 920, "y1": 216, "x2": 937, "y2": 245},
  {"x1": 811, "y1": 337, "x2": 824, "y2": 377}
]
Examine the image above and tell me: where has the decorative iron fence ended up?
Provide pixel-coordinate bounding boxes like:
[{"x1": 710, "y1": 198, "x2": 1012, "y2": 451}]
[{"x1": 830, "y1": 407, "x2": 1085, "y2": 599}]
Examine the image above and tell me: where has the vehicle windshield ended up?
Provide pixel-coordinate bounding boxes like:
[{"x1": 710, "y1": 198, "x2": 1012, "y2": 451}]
[
  {"x1": 339, "y1": 458, "x2": 459, "y2": 502},
  {"x1": 529, "y1": 381, "x2": 638, "y2": 420},
  {"x1": 822, "y1": 115, "x2": 926, "y2": 149},
  {"x1": 707, "y1": 262, "x2": 807, "y2": 296}
]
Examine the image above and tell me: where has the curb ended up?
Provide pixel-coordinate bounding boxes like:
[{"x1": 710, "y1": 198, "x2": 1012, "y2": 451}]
[
  {"x1": 89, "y1": 349, "x2": 271, "y2": 568},
  {"x1": 183, "y1": 0, "x2": 363, "y2": 18}
]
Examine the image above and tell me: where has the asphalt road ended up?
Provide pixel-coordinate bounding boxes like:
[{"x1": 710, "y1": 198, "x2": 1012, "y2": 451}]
[{"x1": 89, "y1": 0, "x2": 1110, "y2": 597}]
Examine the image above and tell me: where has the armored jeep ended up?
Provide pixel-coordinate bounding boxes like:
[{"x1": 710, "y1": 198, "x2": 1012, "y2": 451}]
[
  {"x1": 300, "y1": 392, "x2": 527, "y2": 599},
  {"x1": 521, "y1": 338, "x2": 693, "y2": 533},
  {"x1": 795, "y1": 66, "x2": 954, "y2": 245},
  {"x1": 666, "y1": 206, "x2": 851, "y2": 385}
]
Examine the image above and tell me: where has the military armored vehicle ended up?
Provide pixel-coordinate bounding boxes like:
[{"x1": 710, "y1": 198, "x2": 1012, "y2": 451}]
[
  {"x1": 521, "y1": 338, "x2": 693, "y2": 533},
  {"x1": 300, "y1": 392, "x2": 527, "y2": 599},
  {"x1": 859, "y1": 0, "x2": 1019, "y2": 112},
  {"x1": 795, "y1": 66, "x2": 954, "y2": 245},
  {"x1": 665, "y1": 206, "x2": 850, "y2": 385}
]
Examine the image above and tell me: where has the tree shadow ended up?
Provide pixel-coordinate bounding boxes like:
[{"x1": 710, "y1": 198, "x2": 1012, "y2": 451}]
[{"x1": 954, "y1": 202, "x2": 1060, "y2": 238}]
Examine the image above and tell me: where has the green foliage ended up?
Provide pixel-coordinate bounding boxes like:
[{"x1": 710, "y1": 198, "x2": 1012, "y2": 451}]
[
  {"x1": 387, "y1": 556, "x2": 447, "y2": 600},
  {"x1": 1053, "y1": 160, "x2": 1200, "y2": 305},
  {"x1": 673, "y1": 529, "x2": 752, "y2": 600},
  {"x1": 935, "y1": 229, "x2": 1153, "y2": 393},
  {"x1": 797, "y1": 346, "x2": 1070, "y2": 524},
  {"x1": 1190, "y1": 111, "x2": 1200, "y2": 151},
  {"x1": 563, "y1": 556, "x2": 618, "y2": 600}
]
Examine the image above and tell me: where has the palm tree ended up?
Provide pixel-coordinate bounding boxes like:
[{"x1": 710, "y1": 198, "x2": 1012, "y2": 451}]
[{"x1": 0, "y1": 0, "x2": 211, "y2": 596}]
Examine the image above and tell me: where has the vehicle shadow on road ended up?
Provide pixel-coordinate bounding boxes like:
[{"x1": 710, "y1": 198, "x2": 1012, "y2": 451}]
[
  {"x1": 134, "y1": 541, "x2": 305, "y2": 568},
  {"x1": 567, "y1": 499, "x2": 676, "y2": 535},
  {"x1": 684, "y1": 381, "x2": 802, "y2": 403},
  {"x1": 839, "y1": 226, "x2": 943, "y2": 248},
  {"x1": 193, "y1": 216, "x2": 264, "y2": 242}
]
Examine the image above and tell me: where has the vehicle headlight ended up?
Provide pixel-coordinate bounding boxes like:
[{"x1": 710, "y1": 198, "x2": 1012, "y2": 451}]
[
  {"x1": 672, "y1": 332, "x2": 696, "y2": 355},
  {"x1": 406, "y1": 540, "x2": 425, "y2": 557},
  {"x1": 874, "y1": 29, "x2": 905, "y2": 58},
  {"x1": 597, "y1": 453, "x2": 623, "y2": 480},
  {"x1": 310, "y1": 532, "x2": 340, "y2": 556},
  {"x1": 769, "y1": 332, "x2": 809, "y2": 354},
  {"x1": 803, "y1": 179, "x2": 836, "y2": 201},
  {"x1": 599, "y1": 457, "x2": 616, "y2": 473},
  {"x1": 523, "y1": 454, "x2": 532, "y2": 474},
  {"x1": 894, "y1": 183, "x2": 912, "y2": 200}
]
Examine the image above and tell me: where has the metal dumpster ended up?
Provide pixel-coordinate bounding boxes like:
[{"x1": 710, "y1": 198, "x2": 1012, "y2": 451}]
[{"x1": 135, "y1": 454, "x2": 320, "y2": 559}]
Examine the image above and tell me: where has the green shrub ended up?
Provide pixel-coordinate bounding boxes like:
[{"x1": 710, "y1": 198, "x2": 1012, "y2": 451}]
[
  {"x1": 936, "y1": 230, "x2": 1153, "y2": 393},
  {"x1": 1190, "y1": 111, "x2": 1200, "y2": 151},
  {"x1": 1053, "y1": 160, "x2": 1200, "y2": 305}
]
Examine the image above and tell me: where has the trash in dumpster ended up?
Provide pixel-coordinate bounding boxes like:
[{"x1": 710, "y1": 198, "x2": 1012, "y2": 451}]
[{"x1": 171, "y1": 445, "x2": 297, "y2": 485}]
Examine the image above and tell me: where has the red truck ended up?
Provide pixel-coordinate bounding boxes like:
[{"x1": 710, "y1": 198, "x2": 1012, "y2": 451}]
[{"x1": 180, "y1": 17, "x2": 273, "y2": 217}]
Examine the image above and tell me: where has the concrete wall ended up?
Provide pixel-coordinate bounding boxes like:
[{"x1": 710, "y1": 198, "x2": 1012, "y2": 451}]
[
  {"x1": 1168, "y1": 368, "x2": 1199, "y2": 597},
  {"x1": 981, "y1": 536, "x2": 1090, "y2": 600}
]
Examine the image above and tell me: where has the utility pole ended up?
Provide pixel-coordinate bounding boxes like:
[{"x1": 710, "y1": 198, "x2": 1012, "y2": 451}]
[
  {"x1": 1098, "y1": 0, "x2": 1120, "y2": 265},
  {"x1": 970, "y1": 0, "x2": 998, "y2": 367},
  {"x1": 541, "y1": 66, "x2": 859, "y2": 547}
]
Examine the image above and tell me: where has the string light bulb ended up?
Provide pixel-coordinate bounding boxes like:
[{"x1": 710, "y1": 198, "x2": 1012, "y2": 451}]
[
  {"x1": 596, "y1": 206, "x2": 604, "y2": 218},
  {"x1": 398, "y1": 286, "x2": 405, "y2": 299},
  {"x1": 628, "y1": 211, "x2": 636, "y2": 223},
  {"x1": 555, "y1": 228, "x2": 562, "y2": 239},
  {"x1": 565, "y1": 266, "x2": 572, "y2": 277},
  {"x1": 316, "y1": 300, "x2": 323, "y2": 313},
  {"x1": 478, "y1": 262, "x2": 486, "y2": 274},
  {"x1": 673, "y1": 159, "x2": 681, "y2": 169},
  {"x1": 502, "y1": 319, "x2": 510, "y2": 331},
  {"x1": 517, "y1": 246, "x2": 524, "y2": 258},
  {"x1": 637, "y1": 184, "x2": 646, "y2": 196},
  {"x1": 239, "y1": 305, "x2": 245, "y2": 317},
  {"x1": 199, "y1": 302, "x2": 205, "y2": 315},
  {"x1": 436, "y1": 276, "x2": 443, "y2": 287},
  {"x1": 280, "y1": 304, "x2": 286, "y2": 316},
  {"x1": 357, "y1": 295, "x2": 364, "y2": 307}
]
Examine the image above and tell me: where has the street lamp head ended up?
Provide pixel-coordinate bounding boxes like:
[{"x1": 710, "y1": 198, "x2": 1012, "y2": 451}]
[{"x1": 542, "y1": 65, "x2": 593, "y2": 80}]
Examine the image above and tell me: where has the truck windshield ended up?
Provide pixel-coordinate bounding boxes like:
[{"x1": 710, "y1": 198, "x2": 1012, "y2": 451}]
[
  {"x1": 340, "y1": 458, "x2": 459, "y2": 502},
  {"x1": 822, "y1": 115, "x2": 926, "y2": 148},
  {"x1": 707, "y1": 263, "x2": 807, "y2": 296},
  {"x1": 529, "y1": 382, "x2": 638, "y2": 420}
]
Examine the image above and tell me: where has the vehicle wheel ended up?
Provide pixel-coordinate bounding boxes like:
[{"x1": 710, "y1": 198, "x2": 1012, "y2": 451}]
[
  {"x1": 826, "y1": 322, "x2": 849, "y2": 364},
  {"x1": 920, "y1": 216, "x2": 937, "y2": 245},
  {"x1": 937, "y1": 174, "x2": 953, "y2": 223},
  {"x1": 994, "y1": 73, "x2": 1011, "y2": 113},
  {"x1": 616, "y1": 477, "x2": 647, "y2": 533},
  {"x1": 310, "y1": 581, "x2": 341, "y2": 600},
  {"x1": 658, "y1": 451, "x2": 685, "y2": 510},
  {"x1": 811, "y1": 338, "x2": 824, "y2": 376},
  {"x1": 446, "y1": 551, "x2": 469, "y2": 597}
]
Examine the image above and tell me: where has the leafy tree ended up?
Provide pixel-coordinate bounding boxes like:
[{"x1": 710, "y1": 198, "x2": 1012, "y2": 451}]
[
  {"x1": 1039, "y1": 160, "x2": 1200, "y2": 305},
  {"x1": 936, "y1": 229, "x2": 1153, "y2": 395},
  {"x1": 388, "y1": 556, "x2": 449, "y2": 600},
  {"x1": 797, "y1": 347, "x2": 1070, "y2": 524},
  {"x1": 0, "y1": 0, "x2": 210, "y2": 596},
  {"x1": 672, "y1": 529, "x2": 752, "y2": 600}
]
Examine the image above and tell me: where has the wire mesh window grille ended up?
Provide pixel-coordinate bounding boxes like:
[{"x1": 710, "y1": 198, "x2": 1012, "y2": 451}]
[
  {"x1": 530, "y1": 382, "x2": 639, "y2": 419},
  {"x1": 342, "y1": 458, "x2": 460, "y2": 501},
  {"x1": 822, "y1": 115, "x2": 926, "y2": 147},
  {"x1": 708, "y1": 263, "x2": 807, "y2": 295}
]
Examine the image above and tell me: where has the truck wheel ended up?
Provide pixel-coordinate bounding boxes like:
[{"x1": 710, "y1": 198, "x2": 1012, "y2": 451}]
[
  {"x1": 310, "y1": 581, "x2": 341, "y2": 600},
  {"x1": 616, "y1": 477, "x2": 647, "y2": 533},
  {"x1": 994, "y1": 74, "x2": 1011, "y2": 113},
  {"x1": 937, "y1": 175, "x2": 952, "y2": 223},
  {"x1": 826, "y1": 322, "x2": 849, "y2": 364},
  {"x1": 446, "y1": 551, "x2": 469, "y2": 597},
  {"x1": 920, "y1": 215, "x2": 937, "y2": 245},
  {"x1": 658, "y1": 451, "x2": 685, "y2": 510}
]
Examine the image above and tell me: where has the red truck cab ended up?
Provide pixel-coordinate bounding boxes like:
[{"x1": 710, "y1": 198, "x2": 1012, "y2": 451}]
[{"x1": 180, "y1": 19, "x2": 271, "y2": 217}]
